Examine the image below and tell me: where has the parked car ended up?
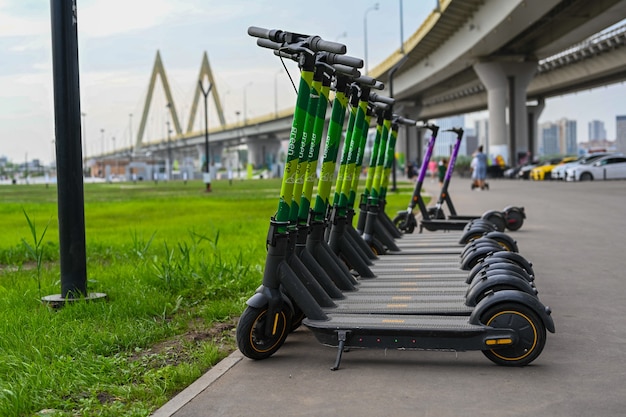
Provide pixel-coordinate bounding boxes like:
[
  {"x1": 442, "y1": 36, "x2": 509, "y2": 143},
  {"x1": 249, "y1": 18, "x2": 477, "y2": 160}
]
[
  {"x1": 566, "y1": 155, "x2": 626, "y2": 181},
  {"x1": 552, "y1": 153, "x2": 613, "y2": 181},
  {"x1": 530, "y1": 156, "x2": 577, "y2": 181},
  {"x1": 517, "y1": 160, "x2": 541, "y2": 180}
]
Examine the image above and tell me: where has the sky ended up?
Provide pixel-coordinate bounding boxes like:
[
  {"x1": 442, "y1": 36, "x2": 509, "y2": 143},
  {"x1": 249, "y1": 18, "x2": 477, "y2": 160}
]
[{"x1": 0, "y1": 0, "x2": 624, "y2": 165}]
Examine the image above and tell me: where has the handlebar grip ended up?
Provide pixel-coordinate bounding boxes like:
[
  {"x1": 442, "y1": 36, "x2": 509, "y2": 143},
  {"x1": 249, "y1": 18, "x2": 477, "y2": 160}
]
[
  {"x1": 417, "y1": 122, "x2": 439, "y2": 131},
  {"x1": 257, "y1": 38, "x2": 282, "y2": 51},
  {"x1": 372, "y1": 80, "x2": 384, "y2": 90},
  {"x1": 333, "y1": 64, "x2": 360, "y2": 77},
  {"x1": 373, "y1": 101, "x2": 391, "y2": 111},
  {"x1": 248, "y1": 26, "x2": 273, "y2": 39},
  {"x1": 395, "y1": 116, "x2": 417, "y2": 126},
  {"x1": 353, "y1": 75, "x2": 377, "y2": 86},
  {"x1": 326, "y1": 53, "x2": 363, "y2": 69},
  {"x1": 370, "y1": 92, "x2": 395, "y2": 105},
  {"x1": 309, "y1": 36, "x2": 347, "y2": 54},
  {"x1": 443, "y1": 127, "x2": 464, "y2": 134},
  {"x1": 273, "y1": 50, "x2": 298, "y2": 61}
]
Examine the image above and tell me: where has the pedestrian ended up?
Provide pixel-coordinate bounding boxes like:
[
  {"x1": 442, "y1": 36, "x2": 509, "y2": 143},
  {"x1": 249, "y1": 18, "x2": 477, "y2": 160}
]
[
  {"x1": 470, "y1": 145, "x2": 489, "y2": 190},
  {"x1": 428, "y1": 159, "x2": 437, "y2": 182},
  {"x1": 437, "y1": 158, "x2": 447, "y2": 186}
]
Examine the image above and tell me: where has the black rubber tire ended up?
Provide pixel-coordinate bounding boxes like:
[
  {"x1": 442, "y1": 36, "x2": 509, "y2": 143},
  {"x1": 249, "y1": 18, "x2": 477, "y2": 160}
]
[
  {"x1": 237, "y1": 306, "x2": 291, "y2": 360},
  {"x1": 393, "y1": 212, "x2": 415, "y2": 234},
  {"x1": 505, "y1": 210, "x2": 524, "y2": 231},
  {"x1": 370, "y1": 239, "x2": 386, "y2": 256},
  {"x1": 580, "y1": 172, "x2": 593, "y2": 181},
  {"x1": 483, "y1": 212, "x2": 506, "y2": 232},
  {"x1": 480, "y1": 302, "x2": 546, "y2": 366},
  {"x1": 427, "y1": 207, "x2": 445, "y2": 219}
]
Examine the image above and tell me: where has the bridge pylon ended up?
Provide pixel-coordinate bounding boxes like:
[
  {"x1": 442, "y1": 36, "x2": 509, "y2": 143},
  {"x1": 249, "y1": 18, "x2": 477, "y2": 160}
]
[
  {"x1": 187, "y1": 51, "x2": 226, "y2": 132},
  {"x1": 135, "y1": 50, "x2": 183, "y2": 150}
]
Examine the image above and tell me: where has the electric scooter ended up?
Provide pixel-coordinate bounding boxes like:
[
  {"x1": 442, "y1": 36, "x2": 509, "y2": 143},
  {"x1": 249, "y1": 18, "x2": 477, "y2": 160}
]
[
  {"x1": 237, "y1": 26, "x2": 554, "y2": 370},
  {"x1": 427, "y1": 128, "x2": 526, "y2": 231}
]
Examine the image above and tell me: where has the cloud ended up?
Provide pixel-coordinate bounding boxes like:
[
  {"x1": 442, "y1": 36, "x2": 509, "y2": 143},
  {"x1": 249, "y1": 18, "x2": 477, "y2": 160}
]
[{"x1": 0, "y1": 6, "x2": 48, "y2": 37}]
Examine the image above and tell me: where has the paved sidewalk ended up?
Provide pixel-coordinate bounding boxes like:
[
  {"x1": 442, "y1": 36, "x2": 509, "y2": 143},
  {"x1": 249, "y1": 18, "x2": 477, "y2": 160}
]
[{"x1": 152, "y1": 179, "x2": 626, "y2": 417}]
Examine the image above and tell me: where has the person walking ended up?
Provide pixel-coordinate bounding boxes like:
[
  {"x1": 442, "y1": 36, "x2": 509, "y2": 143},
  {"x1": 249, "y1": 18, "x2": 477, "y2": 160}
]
[
  {"x1": 470, "y1": 145, "x2": 489, "y2": 190},
  {"x1": 437, "y1": 158, "x2": 447, "y2": 186}
]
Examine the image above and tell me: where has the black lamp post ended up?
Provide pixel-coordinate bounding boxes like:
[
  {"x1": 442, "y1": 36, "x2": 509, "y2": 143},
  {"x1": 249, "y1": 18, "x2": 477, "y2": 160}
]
[{"x1": 199, "y1": 79, "x2": 212, "y2": 192}]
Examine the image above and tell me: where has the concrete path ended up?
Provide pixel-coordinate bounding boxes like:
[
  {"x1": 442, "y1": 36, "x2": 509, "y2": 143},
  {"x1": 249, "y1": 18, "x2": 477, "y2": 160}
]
[{"x1": 153, "y1": 178, "x2": 626, "y2": 417}]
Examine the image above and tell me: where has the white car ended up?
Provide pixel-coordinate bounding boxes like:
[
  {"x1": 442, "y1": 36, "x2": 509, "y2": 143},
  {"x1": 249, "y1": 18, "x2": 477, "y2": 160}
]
[
  {"x1": 552, "y1": 153, "x2": 612, "y2": 181},
  {"x1": 566, "y1": 155, "x2": 626, "y2": 181}
]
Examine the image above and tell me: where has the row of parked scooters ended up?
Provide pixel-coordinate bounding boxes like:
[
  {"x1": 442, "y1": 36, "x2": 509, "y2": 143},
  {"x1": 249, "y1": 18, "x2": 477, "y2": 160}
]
[{"x1": 236, "y1": 26, "x2": 554, "y2": 370}]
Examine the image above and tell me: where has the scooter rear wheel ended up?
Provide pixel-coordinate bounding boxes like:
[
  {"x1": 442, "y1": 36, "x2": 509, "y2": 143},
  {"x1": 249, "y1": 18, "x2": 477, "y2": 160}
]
[
  {"x1": 505, "y1": 209, "x2": 525, "y2": 231},
  {"x1": 480, "y1": 302, "x2": 546, "y2": 366},
  {"x1": 237, "y1": 306, "x2": 291, "y2": 360}
]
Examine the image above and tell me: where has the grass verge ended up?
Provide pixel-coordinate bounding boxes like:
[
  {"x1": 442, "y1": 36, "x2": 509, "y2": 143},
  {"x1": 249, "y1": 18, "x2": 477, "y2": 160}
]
[{"x1": 0, "y1": 178, "x2": 420, "y2": 416}]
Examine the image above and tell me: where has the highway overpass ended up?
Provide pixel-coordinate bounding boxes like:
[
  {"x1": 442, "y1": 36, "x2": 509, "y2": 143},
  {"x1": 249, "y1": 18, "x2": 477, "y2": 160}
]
[{"x1": 95, "y1": 0, "x2": 626, "y2": 180}]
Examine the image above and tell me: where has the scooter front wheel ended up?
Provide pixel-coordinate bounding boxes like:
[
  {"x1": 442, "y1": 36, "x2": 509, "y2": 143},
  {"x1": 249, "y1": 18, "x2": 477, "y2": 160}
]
[
  {"x1": 480, "y1": 302, "x2": 546, "y2": 366},
  {"x1": 393, "y1": 212, "x2": 415, "y2": 233},
  {"x1": 237, "y1": 305, "x2": 291, "y2": 360}
]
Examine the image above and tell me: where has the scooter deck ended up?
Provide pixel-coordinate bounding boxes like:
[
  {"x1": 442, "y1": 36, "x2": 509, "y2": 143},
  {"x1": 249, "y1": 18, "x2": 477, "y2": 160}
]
[
  {"x1": 371, "y1": 256, "x2": 461, "y2": 265},
  {"x1": 348, "y1": 286, "x2": 467, "y2": 296},
  {"x1": 382, "y1": 247, "x2": 463, "y2": 255},
  {"x1": 330, "y1": 293, "x2": 472, "y2": 315},
  {"x1": 329, "y1": 301, "x2": 472, "y2": 315},
  {"x1": 420, "y1": 219, "x2": 469, "y2": 232},
  {"x1": 303, "y1": 313, "x2": 509, "y2": 351}
]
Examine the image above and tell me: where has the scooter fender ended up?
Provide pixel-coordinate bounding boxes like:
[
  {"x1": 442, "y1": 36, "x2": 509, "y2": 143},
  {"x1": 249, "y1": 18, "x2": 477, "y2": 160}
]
[
  {"x1": 465, "y1": 273, "x2": 538, "y2": 306},
  {"x1": 481, "y1": 210, "x2": 506, "y2": 232},
  {"x1": 467, "y1": 262, "x2": 534, "y2": 285},
  {"x1": 482, "y1": 231, "x2": 518, "y2": 252},
  {"x1": 488, "y1": 251, "x2": 534, "y2": 275},
  {"x1": 461, "y1": 246, "x2": 504, "y2": 270},
  {"x1": 503, "y1": 205, "x2": 526, "y2": 219},
  {"x1": 245, "y1": 286, "x2": 294, "y2": 316},
  {"x1": 469, "y1": 290, "x2": 555, "y2": 333},
  {"x1": 461, "y1": 238, "x2": 503, "y2": 258}
]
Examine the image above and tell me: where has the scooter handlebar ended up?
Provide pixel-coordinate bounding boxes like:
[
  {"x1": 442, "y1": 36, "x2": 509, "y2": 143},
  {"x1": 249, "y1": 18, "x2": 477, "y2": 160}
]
[
  {"x1": 417, "y1": 122, "x2": 439, "y2": 132},
  {"x1": 325, "y1": 53, "x2": 363, "y2": 69},
  {"x1": 248, "y1": 26, "x2": 346, "y2": 54},
  {"x1": 258, "y1": 38, "x2": 284, "y2": 51},
  {"x1": 273, "y1": 50, "x2": 298, "y2": 61},
  {"x1": 371, "y1": 80, "x2": 384, "y2": 90},
  {"x1": 443, "y1": 127, "x2": 464, "y2": 135},
  {"x1": 353, "y1": 75, "x2": 377, "y2": 86},
  {"x1": 248, "y1": 26, "x2": 275, "y2": 39},
  {"x1": 370, "y1": 92, "x2": 394, "y2": 105},
  {"x1": 395, "y1": 116, "x2": 417, "y2": 126},
  {"x1": 333, "y1": 64, "x2": 360, "y2": 77},
  {"x1": 309, "y1": 36, "x2": 347, "y2": 54}
]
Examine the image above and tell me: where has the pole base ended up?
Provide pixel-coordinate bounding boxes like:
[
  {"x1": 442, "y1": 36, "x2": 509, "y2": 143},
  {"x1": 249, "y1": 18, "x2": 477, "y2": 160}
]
[{"x1": 41, "y1": 292, "x2": 108, "y2": 309}]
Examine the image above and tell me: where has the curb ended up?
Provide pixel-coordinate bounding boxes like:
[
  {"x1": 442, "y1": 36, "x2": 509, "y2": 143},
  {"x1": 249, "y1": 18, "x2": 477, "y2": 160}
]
[{"x1": 150, "y1": 350, "x2": 243, "y2": 417}]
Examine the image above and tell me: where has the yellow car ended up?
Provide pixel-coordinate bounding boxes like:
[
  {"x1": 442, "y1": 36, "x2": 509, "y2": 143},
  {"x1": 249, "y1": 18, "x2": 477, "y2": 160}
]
[{"x1": 530, "y1": 156, "x2": 578, "y2": 180}]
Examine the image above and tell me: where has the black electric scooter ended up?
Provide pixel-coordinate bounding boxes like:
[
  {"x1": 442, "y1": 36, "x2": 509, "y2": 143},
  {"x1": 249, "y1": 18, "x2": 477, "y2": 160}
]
[
  {"x1": 237, "y1": 26, "x2": 554, "y2": 371},
  {"x1": 427, "y1": 128, "x2": 526, "y2": 232}
]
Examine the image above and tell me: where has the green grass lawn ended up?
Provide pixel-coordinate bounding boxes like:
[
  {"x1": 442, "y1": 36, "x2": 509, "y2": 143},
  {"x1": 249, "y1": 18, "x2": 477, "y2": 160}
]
[{"x1": 0, "y1": 178, "x2": 420, "y2": 416}]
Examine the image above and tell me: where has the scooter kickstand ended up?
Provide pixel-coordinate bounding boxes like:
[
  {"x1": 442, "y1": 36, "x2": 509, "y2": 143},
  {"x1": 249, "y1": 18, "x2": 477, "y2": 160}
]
[{"x1": 331, "y1": 330, "x2": 350, "y2": 371}]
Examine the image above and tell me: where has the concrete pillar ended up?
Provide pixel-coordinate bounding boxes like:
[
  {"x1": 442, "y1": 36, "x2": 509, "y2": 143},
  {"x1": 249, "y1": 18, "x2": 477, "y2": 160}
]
[
  {"x1": 247, "y1": 137, "x2": 281, "y2": 169},
  {"x1": 474, "y1": 59, "x2": 537, "y2": 165},
  {"x1": 527, "y1": 97, "x2": 545, "y2": 160},
  {"x1": 397, "y1": 105, "x2": 422, "y2": 175}
]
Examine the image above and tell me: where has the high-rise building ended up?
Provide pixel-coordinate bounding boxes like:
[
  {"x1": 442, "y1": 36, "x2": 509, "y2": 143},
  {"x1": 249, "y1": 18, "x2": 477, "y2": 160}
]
[
  {"x1": 588, "y1": 120, "x2": 607, "y2": 141},
  {"x1": 474, "y1": 118, "x2": 488, "y2": 155},
  {"x1": 558, "y1": 118, "x2": 577, "y2": 155},
  {"x1": 540, "y1": 122, "x2": 559, "y2": 155},
  {"x1": 616, "y1": 115, "x2": 626, "y2": 153}
]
